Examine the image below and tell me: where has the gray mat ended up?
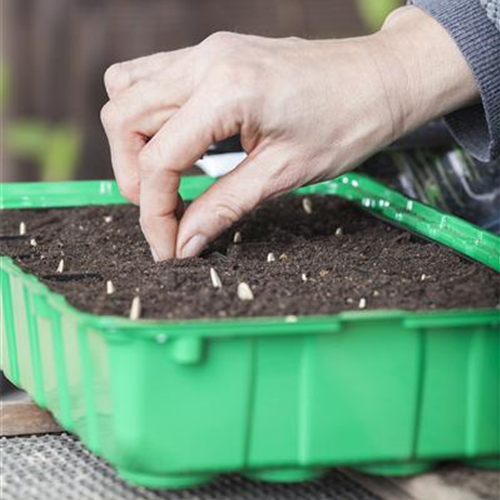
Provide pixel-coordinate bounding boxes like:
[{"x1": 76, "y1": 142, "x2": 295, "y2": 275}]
[{"x1": 0, "y1": 434, "x2": 382, "y2": 500}]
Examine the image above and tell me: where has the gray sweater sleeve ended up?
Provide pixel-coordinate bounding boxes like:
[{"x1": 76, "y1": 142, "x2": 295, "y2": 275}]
[{"x1": 410, "y1": 0, "x2": 500, "y2": 162}]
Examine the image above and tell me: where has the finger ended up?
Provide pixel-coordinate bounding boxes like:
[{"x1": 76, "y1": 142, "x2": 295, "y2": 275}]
[
  {"x1": 104, "y1": 47, "x2": 192, "y2": 98},
  {"x1": 101, "y1": 79, "x2": 191, "y2": 204},
  {"x1": 176, "y1": 149, "x2": 288, "y2": 258},
  {"x1": 138, "y1": 90, "x2": 240, "y2": 260}
]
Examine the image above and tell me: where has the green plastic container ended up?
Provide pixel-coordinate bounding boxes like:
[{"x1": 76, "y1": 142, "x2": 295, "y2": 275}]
[{"x1": 1, "y1": 173, "x2": 499, "y2": 489}]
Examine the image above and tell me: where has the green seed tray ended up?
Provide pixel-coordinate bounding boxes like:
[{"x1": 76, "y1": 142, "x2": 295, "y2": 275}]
[{"x1": 1, "y1": 173, "x2": 499, "y2": 489}]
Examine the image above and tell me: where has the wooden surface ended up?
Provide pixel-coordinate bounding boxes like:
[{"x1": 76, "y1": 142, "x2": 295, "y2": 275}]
[{"x1": 0, "y1": 400, "x2": 62, "y2": 437}]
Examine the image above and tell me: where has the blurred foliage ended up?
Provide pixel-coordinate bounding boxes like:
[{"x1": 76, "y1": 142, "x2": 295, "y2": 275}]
[
  {"x1": 355, "y1": 0, "x2": 402, "y2": 31},
  {"x1": 2, "y1": 62, "x2": 82, "y2": 181},
  {"x1": 6, "y1": 121, "x2": 81, "y2": 181}
]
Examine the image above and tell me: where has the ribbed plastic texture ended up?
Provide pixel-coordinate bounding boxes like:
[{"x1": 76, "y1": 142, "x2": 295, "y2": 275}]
[{"x1": 1, "y1": 174, "x2": 499, "y2": 489}]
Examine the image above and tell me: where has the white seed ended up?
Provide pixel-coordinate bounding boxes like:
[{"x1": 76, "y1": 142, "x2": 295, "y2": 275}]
[
  {"x1": 302, "y1": 197, "x2": 313, "y2": 214},
  {"x1": 267, "y1": 253, "x2": 276, "y2": 263},
  {"x1": 129, "y1": 296, "x2": 141, "y2": 320},
  {"x1": 210, "y1": 267, "x2": 222, "y2": 288},
  {"x1": 420, "y1": 274, "x2": 427, "y2": 281},
  {"x1": 285, "y1": 315, "x2": 298, "y2": 323},
  {"x1": 29, "y1": 238, "x2": 37, "y2": 247},
  {"x1": 373, "y1": 290, "x2": 380, "y2": 297},
  {"x1": 237, "y1": 282, "x2": 254, "y2": 301},
  {"x1": 56, "y1": 259, "x2": 65, "y2": 273},
  {"x1": 19, "y1": 222, "x2": 26, "y2": 236},
  {"x1": 301, "y1": 273, "x2": 308, "y2": 282},
  {"x1": 358, "y1": 298, "x2": 367, "y2": 309},
  {"x1": 106, "y1": 280, "x2": 115, "y2": 295},
  {"x1": 335, "y1": 227, "x2": 343, "y2": 236},
  {"x1": 103, "y1": 215, "x2": 113, "y2": 223},
  {"x1": 233, "y1": 231, "x2": 242, "y2": 243}
]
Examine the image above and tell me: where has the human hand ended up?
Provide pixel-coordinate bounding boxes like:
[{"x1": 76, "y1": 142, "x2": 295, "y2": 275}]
[{"x1": 101, "y1": 6, "x2": 478, "y2": 260}]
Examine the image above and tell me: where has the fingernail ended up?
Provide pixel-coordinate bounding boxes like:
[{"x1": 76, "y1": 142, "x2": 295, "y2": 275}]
[
  {"x1": 180, "y1": 234, "x2": 207, "y2": 258},
  {"x1": 150, "y1": 245, "x2": 160, "y2": 262}
]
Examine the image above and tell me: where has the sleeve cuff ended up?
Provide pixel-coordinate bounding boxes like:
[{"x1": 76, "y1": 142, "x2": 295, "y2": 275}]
[{"x1": 409, "y1": 0, "x2": 500, "y2": 161}]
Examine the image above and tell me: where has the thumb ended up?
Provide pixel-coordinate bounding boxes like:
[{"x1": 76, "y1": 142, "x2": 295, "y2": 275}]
[{"x1": 176, "y1": 148, "x2": 291, "y2": 258}]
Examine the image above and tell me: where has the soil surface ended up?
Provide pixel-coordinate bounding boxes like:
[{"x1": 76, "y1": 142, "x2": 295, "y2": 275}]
[{"x1": 1, "y1": 196, "x2": 499, "y2": 320}]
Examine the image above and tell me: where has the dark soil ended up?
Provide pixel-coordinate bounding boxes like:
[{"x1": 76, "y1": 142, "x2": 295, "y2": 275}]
[{"x1": 1, "y1": 196, "x2": 499, "y2": 320}]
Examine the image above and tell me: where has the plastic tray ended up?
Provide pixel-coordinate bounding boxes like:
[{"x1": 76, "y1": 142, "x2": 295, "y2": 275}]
[{"x1": 1, "y1": 173, "x2": 499, "y2": 489}]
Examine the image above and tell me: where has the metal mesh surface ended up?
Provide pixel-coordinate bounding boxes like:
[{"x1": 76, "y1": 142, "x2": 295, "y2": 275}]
[{"x1": 0, "y1": 434, "x2": 382, "y2": 500}]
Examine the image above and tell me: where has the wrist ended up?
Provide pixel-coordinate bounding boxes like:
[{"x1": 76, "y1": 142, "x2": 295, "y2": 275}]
[{"x1": 373, "y1": 6, "x2": 479, "y2": 136}]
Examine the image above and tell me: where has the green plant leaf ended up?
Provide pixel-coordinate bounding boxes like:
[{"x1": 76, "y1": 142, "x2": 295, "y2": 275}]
[
  {"x1": 41, "y1": 125, "x2": 82, "y2": 181},
  {"x1": 355, "y1": 0, "x2": 402, "y2": 31}
]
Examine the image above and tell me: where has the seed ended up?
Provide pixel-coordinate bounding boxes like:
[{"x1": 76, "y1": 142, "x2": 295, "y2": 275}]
[
  {"x1": 302, "y1": 197, "x2": 313, "y2": 214},
  {"x1": 106, "y1": 280, "x2": 115, "y2": 295},
  {"x1": 237, "y1": 282, "x2": 254, "y2": 301},
  {"x1": 373, "y1": 290, "x2": 380, "y2": 297},
  {"x1": 210, "y1": 267, "x2": 222, "y2": 288},
  {"x1": 358, "y1": 298, "x2": 367, "y2": 309},
  {"x1": 19, "y1": 222, "x2": 26, "y2": 236},
  {"x1": 267, "y1": 253, "x2": 276, "y2": 263},
  {"x1": 285, "y1": 315, "x2": 298, "y2": 323},
  {"x1": 346, "y1": 297, "x2": 354, "y2": 304},
  {"x1": 301, "y1": 273, "x2": 308, "y2": 282},
  {"x1": 279, "y1": 253, "x2": 288, "y2": 261},
  {"x1": 319, "y1": 269, "x2": 330, "y2": 277},
  {"x1": 420, "y1": 274, "x2": 427, "y2": 281},
  {"x1": 233, "y1": 231, "x2": 242, "y2": 243},
  {"x1": 129, "y1": 296, "x2": 141, "y2": 320},
  {"x1": 103, "y1": 215, "x2": 113, "y2": 223},
  {"x1": 335, "y1": 227, "x2": 343, "y2": 236},
  {"x1": 56, "y1": 259, "x2": 65, "y2": 273},
  {"x1": 78, "y1": 225, "x2": 84, "y2": 231},
  {"x1": 29, "y1": 238, "x2": 37, "y2": 247}
]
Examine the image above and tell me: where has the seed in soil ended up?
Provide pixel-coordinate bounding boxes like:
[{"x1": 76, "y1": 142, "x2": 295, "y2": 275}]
[
  {"x1": 421, "y1": 274, "x2": 427, "y2": 281},
  {"x1": 103, "y1": 215, "x2": 113, "y2": 223},
  {"x1": 106, "y1": 280, "x2": 115, "y2": 295},
  {"x1": 56, "y1": 259, "x2": 65, "y2": 274},
  {"x1": 30, "y1": 238, "x2": 37, "y2": 247},
  {"x1": 279, "y1": 253, "x2": 288, "y2": 261},
  {"x1": 19, "y1": 222, "x2": 26, "y2": 236},
  {"x1": 335, "y1": 227, "x2": 343, "y2": 236},
  {"x1": 129, "y1": 296, "x2": 141, "y2": 320},
  {"x1": 302, "y1": 197, "x2": 313, "y2": 214},
  {"x1": 267, "y1": 253, "x2": 276, "y2": 263},
  {"x1": 358, "y1": 298, "x2": 367, "y2": 309},
  {"x1": 233, "y1": 231, "x2": 242, "y2": 243},
  {"x1": 210, "y1": 267, "x2": 222, "y2": 288},
  {"x1": 301, "y1": 273, "x2": 308, "y2": 282},
  {"x1": 237, "y1": 282, "x2": 254, "y2": 301}
]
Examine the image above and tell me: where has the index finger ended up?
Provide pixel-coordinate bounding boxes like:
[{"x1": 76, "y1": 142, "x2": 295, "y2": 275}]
[{"x1": 138, "y1": 90, "x2": 239, "y2": 260}]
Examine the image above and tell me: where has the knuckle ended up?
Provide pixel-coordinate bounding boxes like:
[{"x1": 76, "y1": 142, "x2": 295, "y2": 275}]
[
  {"x1": 203, "y1": 31, "x2": 238, "y2": 50},
  {"x1": 100, "y1": 100, "x2": 123, "y2": 130},
  {"x1": 104, "y1": 62, "x2": 129, "y2": 96},
  {"x1": 139, "y1": 214, "x2": 153, "y2": 233},
  {"x1": 213, "y1": 196, "x2": 245, "y2": 227},
  {"x1": 117, "y1": 180, "x2": 139, "y2": 203},
  {"x1": 138, "y1": 146, "x2": 162, "y2": 174}
]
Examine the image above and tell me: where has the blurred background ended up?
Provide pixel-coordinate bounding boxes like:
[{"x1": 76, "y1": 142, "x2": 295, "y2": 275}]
[{"x1": 1, "y1": 0, "x2": 402, "y2": 183}]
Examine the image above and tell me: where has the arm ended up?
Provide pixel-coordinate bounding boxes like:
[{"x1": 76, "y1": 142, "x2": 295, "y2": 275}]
[
  {"x1": 101, "y1": 6, "x2": 478, "y2": 260},
  {"x1": 410, "y1": 0, "x2": 500, "y2": 162}
]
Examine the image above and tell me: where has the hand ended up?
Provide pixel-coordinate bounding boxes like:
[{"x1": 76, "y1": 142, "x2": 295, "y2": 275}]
[{"x1": 101, "y1": 6, "x2": 478, "y2": 260}]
